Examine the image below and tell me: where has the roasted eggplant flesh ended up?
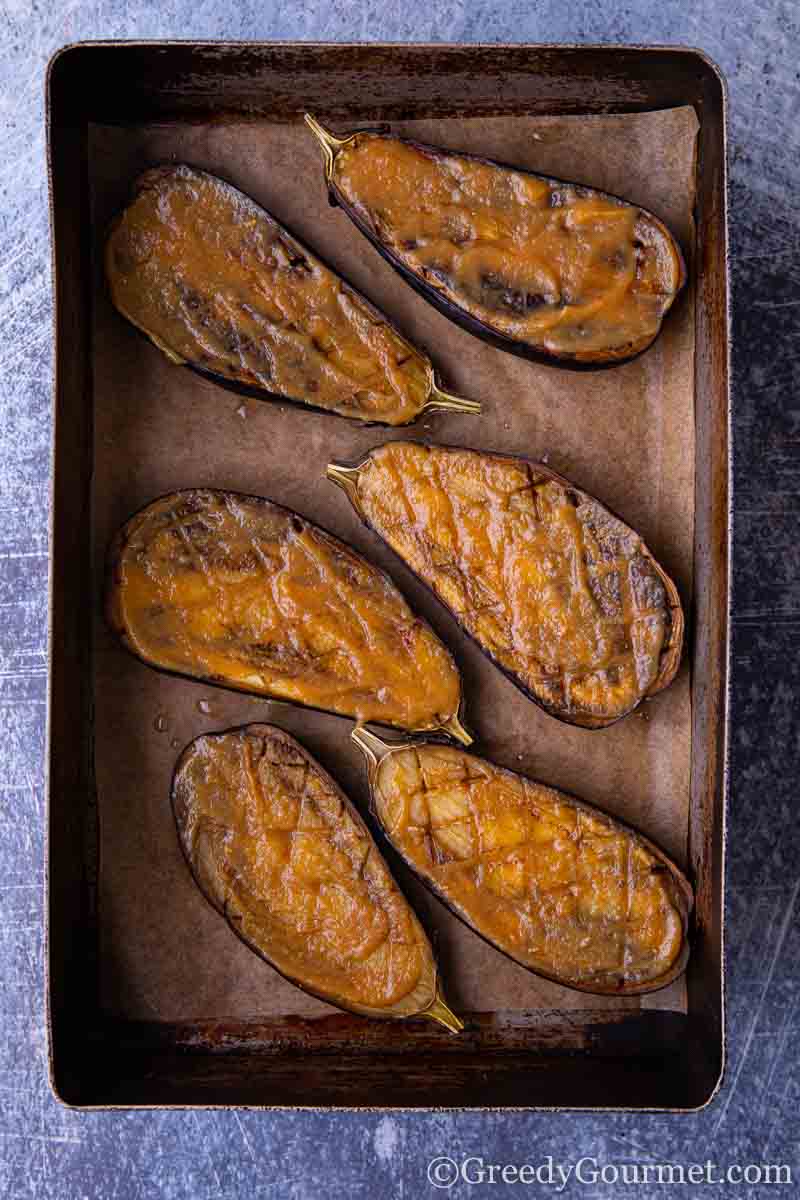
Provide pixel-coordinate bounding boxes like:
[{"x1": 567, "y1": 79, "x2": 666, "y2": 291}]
[
  {"x1": 363, "y1": 737, "x2": 692, "y2": 994},
  {"x1": 107, "y1": 488, "x2": 466, "y2": 738},
  {"x1": 105, "y1": 165, "x2": 478, "y2": 424},
  {"x1": 311, "y1": 121, "x2": 685, "y2": 364},
  {"x1": 173, "y1": 724, "x2": 461, "y2": 1025},
  {"x1": 328, "y1": 443, "x2": 683, "y2": 728}
]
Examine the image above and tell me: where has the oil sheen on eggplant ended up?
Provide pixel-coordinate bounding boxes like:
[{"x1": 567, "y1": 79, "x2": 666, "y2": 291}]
[
  {"x1": 106, "y1": 489, "x2": 469, "y2": 741},
  {"x1": 172, "y1": 724, "x2": 462, "y2": 1027},
  {"x1": 327, "y1": 443, "x2": 683, "y2": 729},
  {"x1": 305, "y1": 116, "x2": 685, "y2": 365},
  {"x1": 353, "y1": 730, "x2": 692, "y2": 995},
  {"x1": 105, "y1": 165, "x2": 479, "y2": 424}
]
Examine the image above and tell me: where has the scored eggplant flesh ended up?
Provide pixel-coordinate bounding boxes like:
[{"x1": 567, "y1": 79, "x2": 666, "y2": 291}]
[
  {"x1": 327, "y1": 442, "x2": 683, "y2": 729},
  {"x1": 353, "y1": 728, "x2": 692, "y2": 995},
  {"x1": 106, "y1": 488, "x2": 469, "y2": 742},
  {"x1": 105, "y1": 164, "x2": 479, "y2": 424},
  {"x1": 172, "y1": 724, "x2": 462, "y2": 1027},
  {"x1": 305, "y1": 115, "x2": 686, "y2": 366}
]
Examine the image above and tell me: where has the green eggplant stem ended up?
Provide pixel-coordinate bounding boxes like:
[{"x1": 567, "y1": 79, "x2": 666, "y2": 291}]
[
  {"x1": 424, "y1": 380, "x2": 482, "y2": 416},
  {"x1": 326, "y1": 460, "x2": 367, "y2": 520},
  {"x1": 424, "y1": 989, "x2": 465, "y2": 1034},
  {"x1": 304, "y1": 113, "x2": 355, "y2": 183},
  {"x1": 350, "y1": 724, "x2": 394, "y2": 771}
]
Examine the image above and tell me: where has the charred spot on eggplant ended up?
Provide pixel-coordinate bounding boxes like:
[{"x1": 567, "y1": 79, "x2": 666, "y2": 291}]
[
  {"x1": 353, "y1": 728, "x2": 692, "y2": 996},
  {"x1": 106, "y1": 488, "x2": 470, "y2": 742},
  {"x1": 105, "y1": 164, "x2": 479, "y2": 424},
  {"x1": 327, "y1": 442, "x2": 683, "y2": 730},
  {"x1": 305, "y1": 115, "x2": 686, "y2": 367},
  {"x1": 172, "y1": 723, "x2": 462, "y2": 1028}
]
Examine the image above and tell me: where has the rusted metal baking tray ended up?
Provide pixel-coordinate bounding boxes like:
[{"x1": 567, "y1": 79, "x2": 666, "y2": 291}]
[{"x1": 46, "y1": 42, "x2": 729, "y2": 1110}]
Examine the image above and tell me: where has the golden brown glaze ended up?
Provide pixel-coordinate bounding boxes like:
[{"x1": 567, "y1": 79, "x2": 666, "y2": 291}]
[
  {"x1": 105, "y1": 165, "x2": 477, "y2": 424},
  {"x1": 360, "y1": 737, "x2": 692, "y2": 994},
  {"x1": 324, "y1": 130, "x2": 684, "y2": 363},
  {"x1": 106, "y1": 489, "x2": 467, "y2": 738},
  {"x1": 172, "y1": 724, "x2": 459, "y2": 1023},
  {"x1": 328, "y1": 443, "x2": 683, "y2": 728}
]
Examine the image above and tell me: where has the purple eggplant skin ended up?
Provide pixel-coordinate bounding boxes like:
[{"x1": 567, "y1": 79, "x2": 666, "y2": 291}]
[
  {"x1": 183, "y1": 361, "x2": 398, "y2": 427},
  {"x1": 306, "y1": 118, "x2": 687, "y2": 371}
]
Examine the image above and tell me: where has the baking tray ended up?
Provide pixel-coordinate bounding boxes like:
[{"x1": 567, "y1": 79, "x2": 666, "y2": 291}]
[{"x1": 46, "y1": 42, "x2": 729, "y2": 1110}]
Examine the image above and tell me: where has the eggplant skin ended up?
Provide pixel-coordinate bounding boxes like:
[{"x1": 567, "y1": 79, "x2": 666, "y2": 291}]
[
  {"x1": 105, "y1": 488, "x2": 464, "y2": 736},
  {"x1": 172, "y1": 724, "x2": 442, "y2": 1019},
  {"x1": 367, "y1": 741, "x2": 692, "y2": 996},
  {"x1": 105, "y1": 165, "x2": 440, "y2": 424},
  {"x1": 329, "y1": 442, "x2": 683, "y2": 730},
  {"x1": 323, "y1": 130, "x2": 686, "y2": 368}
]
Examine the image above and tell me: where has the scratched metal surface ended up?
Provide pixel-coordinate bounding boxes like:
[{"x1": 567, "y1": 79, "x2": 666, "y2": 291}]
[{"x1": 1, "y1": 2, "x2": 798, "y2": 1197}]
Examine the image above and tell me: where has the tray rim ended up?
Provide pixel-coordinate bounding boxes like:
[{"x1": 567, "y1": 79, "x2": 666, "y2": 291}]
[{"x1": 44, "y1": 37, "x2": 731, "y2": 1113}]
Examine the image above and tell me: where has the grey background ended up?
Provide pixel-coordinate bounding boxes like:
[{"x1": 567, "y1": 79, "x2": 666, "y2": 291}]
[{"x1": 2, "y1": 1, "x2": 798, "y2": 1197}]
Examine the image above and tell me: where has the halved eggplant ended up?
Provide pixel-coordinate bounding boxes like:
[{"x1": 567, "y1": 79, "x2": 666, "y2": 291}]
[
  {"x1": 305, "y1": 115, "x2": 686, "y2": 367},
  {"x1": 327, "y1": 442, "x2": 683, "y2": 730},
  {"x1": 352, "y1": 728, "x2": 692, "y2": 996},
  {"x1": 172, "y1": 723, "x2": 462, "y2": 1028},
  {"x1": 105, "y1": 164, "x2": 480, "y2": 424},
  {"x1": 106, "y1": 488, "x2": 470, "y2": 742}
]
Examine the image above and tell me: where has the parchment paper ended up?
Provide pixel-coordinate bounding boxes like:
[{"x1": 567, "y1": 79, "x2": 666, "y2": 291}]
[{"x1": 90, "y1": 106, "x2": 697, "y2": 1024}]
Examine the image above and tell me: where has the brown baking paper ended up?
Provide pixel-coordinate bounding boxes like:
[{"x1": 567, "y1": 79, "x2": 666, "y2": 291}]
[{"x1": 89, "y1": 106, "x2": 697, "y2": 1025}]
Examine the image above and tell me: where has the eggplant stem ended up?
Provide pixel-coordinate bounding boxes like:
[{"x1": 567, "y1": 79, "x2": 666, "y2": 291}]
[
  {"x1": 423, "y1": 987, "x2": 464, "y2": 1035},
  {"x1": 425, "y1": 379, "x2": 482, "y2": 417},
  {"x1": 440, "y1": 712, "x2": 473, "y2": 746},
  {"x1": 350, "y1": 724, "x2": 393, "y2": 769},
  {"x1": 326, "y1": 460, "x2": 367, "y2": 519},
  {"x1": 303, "y1": 113, "x2": 355, "y2": 183}
]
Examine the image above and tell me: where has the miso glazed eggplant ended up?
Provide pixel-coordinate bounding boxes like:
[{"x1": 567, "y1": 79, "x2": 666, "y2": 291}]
[
  {"x1": 106, "y1": 488, "x2": 469, "y2": 742},
  {"x1": 305, "y1": 115, "x2": 686, "y2": 366},
  {"x1": 173, "y1": 724, "x2": 462, "y2": 1028},
  {"x1": 105, "y1": 165, "x2": 480, "y2": 424},
  {"x1": 352, "y1": 729, "x2": 692, "y2": 995},
  {"x1": 327, "y1": 443, "x2": 683, "y2": 729}
]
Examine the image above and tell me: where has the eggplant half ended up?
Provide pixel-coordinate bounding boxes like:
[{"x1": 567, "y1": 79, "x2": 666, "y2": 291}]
[
  {"x1": 305, "y1": 115, "x2": 686, "y2": 367},
  {"x1": 105, "y1": 165, "x2": 479, "y2": 424},
  {"x1": 106, "y1": 488, "x2": 470, "y2": 742},
  {"x1": 327, "y1": 442, "x2": 683, "y2": 730},
  {"x1": 352, "y1": 728, "x2": 692, "y2": 995},
  {"x1": 172, "y1": 723, "x2": 462, "y2": 1028}
]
